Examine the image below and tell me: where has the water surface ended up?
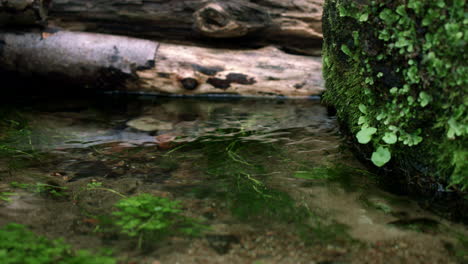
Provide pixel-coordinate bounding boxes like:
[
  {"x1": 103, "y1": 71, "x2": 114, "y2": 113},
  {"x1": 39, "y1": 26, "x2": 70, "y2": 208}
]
[{"x1": 0, "y1": 95, "x2": 466, "y2": 263}]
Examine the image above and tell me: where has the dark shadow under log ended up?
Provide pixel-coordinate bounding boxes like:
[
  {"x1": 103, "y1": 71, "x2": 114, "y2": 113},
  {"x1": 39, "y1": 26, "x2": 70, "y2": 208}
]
[{"x1": 0, "y1": 0, "x2": 50, "y2": 27}]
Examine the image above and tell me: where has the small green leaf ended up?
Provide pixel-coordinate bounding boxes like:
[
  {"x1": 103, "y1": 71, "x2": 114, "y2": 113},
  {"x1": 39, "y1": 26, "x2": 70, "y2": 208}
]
[
  {"x1": 376, "y1": 112, "x2": 387, "y2": 121},
  {"x1": 338, "y1": 6, "x2": 348, "y2": 17},
  {"x1": 359, "y1": 13, "x2": 369, "y2": 22},
  {"x1": 396, "y1": 5, "x2": 407, "y2": 16},
  {"x1": 382, "y1": 132, "x2": 397, "y2": 144},
  {"x1": 371, "y1": 147, "x2": 391, "y2": 167},
  {"x1": 341, "y1": 44, "x2": 353, "y2": 57},
  {"x1": 358, "y1": 116, "x2": 368, "y2": 125},
  {"x1": 356, "y1": 127, "x2": 377, "y2": 144},
  {"x1": 358, "y1": 104, "x2": 367, "y2": 114},
  {"x1": 436, "y1": 0, "x2": 446, "y2": 8},
  {"x1": 419, "y1": 92, "x2": 432, "y2": 107},
  {"x1": 390, "y1": 87, "x2": 398, "y2": 94},
  {"x1": 379, "y1": 9, "x2": 398, "y2": 25}
]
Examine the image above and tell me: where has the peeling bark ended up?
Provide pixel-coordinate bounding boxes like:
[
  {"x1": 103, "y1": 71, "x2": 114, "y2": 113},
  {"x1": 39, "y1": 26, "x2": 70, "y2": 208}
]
[
  {"x1": 0, "y1": 0, "x2": 50, "y2": 27},
  {"x1": 48, "y1": 0, "x2": 323, "y2": 55},
  {"x1": 0, "y1": 29, "x2": 323, "y2": 97}
]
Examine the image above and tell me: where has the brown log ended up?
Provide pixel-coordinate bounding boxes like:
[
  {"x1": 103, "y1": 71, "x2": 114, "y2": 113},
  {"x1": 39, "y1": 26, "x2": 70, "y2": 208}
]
[
  {"x1": 0, "y1": 0, "x2": 50, "y2": 27},
  {"x1": 0, "y1": 29, "x2": 323, "y2": 97},
  {"x1": 48, "y1": 0, "x2": 323, "y2": 55}
]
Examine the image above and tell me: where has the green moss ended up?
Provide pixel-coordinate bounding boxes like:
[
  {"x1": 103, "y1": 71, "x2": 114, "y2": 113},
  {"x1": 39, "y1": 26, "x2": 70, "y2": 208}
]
[
  {"x1": 0, "y1": 223, "x2": 116, "y2": 264},
  {"x1": 323, "y1": 0, "x2": 468, "y2": 190}
]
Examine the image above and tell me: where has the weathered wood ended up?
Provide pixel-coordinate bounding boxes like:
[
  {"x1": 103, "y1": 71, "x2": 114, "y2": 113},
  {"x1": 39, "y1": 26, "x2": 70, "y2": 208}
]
[
  {"x1": 48, "y1": 0, "x2": 323, "y2": 55},
  {"x1": 0, "y1": 29, "x2": 323, "y2": 97},
  {"x1": 0, "y1": 0, "x2": 50, "y2": 27},
  {"x1": 134, "y1": 43, "x2": 323, "y2": 97}
]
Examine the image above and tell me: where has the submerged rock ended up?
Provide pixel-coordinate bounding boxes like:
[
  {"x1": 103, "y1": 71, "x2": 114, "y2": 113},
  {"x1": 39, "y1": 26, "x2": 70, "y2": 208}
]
[
  {"x1": 206, "y1": 234, "x2": 240, "y2": 255},
  {"x1": 126, "y1": 116, "x2": 173, "y2": 132}
]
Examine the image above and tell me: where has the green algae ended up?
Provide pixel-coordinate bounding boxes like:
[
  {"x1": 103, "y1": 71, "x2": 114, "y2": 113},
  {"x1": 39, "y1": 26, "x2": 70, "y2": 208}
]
[
  {"x1": 322, "y1": 0, "x2": 468, "y2": 192},
  {"x1": 0, "y1": 109, "x2": 55, "y2": 172},
  {"x1": 294, "y1": 164, "x2": 376, "y2": 193},
  {"x1": 166, "y1": 135, "x2": 354, "y2": 245},
  {"x1": 0, "y1": 223, "x2": 116, "y2": 264}
]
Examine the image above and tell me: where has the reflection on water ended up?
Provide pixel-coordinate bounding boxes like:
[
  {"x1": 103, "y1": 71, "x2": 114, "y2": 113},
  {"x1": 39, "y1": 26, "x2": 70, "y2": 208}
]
[{"x1": 0, "y1": 95, "x2": 466, "y2": 264}]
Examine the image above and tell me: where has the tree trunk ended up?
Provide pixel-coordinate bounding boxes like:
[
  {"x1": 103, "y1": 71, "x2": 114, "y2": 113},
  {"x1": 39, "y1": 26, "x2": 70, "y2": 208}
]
[
  {"x1": 48, "y1": 0, "x2": 323, "y2": 55},
  {"x1": 0, "y1": 29, "x2": 323, "y2": 97},
  {"x1": 0, "y1": 0, "x2": 50, "y2": 27}
]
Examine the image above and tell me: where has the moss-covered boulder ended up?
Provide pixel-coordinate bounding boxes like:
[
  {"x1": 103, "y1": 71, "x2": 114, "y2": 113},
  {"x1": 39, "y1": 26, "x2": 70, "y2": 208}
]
[{"x1": 322, "y1": 0, "x2": 467, "y2": 220}]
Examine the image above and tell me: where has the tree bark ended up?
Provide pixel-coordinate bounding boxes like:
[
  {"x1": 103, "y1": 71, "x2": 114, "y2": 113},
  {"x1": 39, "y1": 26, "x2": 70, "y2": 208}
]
[
  {"x1": 0, "y1": 29, "x2": 323, "y2": 97},
  {"x1": 0, "y1": 0, "x2": 50, "y2": 27},
  {"x1": 48, "y1": 0, "x2": 323, "y2": 55}
]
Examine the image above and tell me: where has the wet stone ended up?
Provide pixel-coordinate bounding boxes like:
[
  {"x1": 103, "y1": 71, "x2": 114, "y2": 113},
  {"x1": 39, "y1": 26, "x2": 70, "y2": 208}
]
[
  {"x1": 126, "y1": 116, "x2": 173, "y2": 132},
  {"x1": 206, "y1": 234, "x2": 240, "y2": 255},
  {"x1": 65, "y1": 161, "x2": 113, "y2": 181},
  {"x1": 388, "y1": 218, "x2": 440, "y2": 234}
]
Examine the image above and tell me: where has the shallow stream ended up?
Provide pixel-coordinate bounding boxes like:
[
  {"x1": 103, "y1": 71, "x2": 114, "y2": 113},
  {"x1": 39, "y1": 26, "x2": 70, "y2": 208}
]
[{"x1": 0, "y1": 95, "x2": 466, "y2": 263}]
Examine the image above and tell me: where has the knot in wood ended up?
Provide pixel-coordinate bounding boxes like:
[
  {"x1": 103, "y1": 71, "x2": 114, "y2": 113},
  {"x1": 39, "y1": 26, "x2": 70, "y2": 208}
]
[{"x1": 194, "y1": 1, "x2": 270, "y2": 38}]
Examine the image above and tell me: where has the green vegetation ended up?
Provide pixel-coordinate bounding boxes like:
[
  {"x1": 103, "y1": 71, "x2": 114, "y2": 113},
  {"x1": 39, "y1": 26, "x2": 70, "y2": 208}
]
[
  {"x1": 112, "y1": 193, "x2": 205, "y2": 249},
  {"x1": 10, "y1": 181, "x2": 68, "y2": 198},
  {"x1": 75, "y1": 181, "x2": 126, "y2": 200},
  {"x1": 0, "y1": 192, "x2": 16, "y2": 202},
  {"x1": 0, "y1": 109, "x2": 48, "y2": 171},
  {"x1": 170, "y1": 135, "x2": 353, "y2": 244},
  {"x1": 293, "y1": 164, "x2": 376, "y2": 192},
  {"x1": 323, "y1": 0, "x2": 467, "y2": 189},
  {"x1": 73, "y1": 181, "x2": 205, "y2": 249},
  {"x1": 175, "y1": 135, "x2": 303, "y2": 222},
  {"x1": 0, "y1": 223, "x2": 116, "y2": 264}
]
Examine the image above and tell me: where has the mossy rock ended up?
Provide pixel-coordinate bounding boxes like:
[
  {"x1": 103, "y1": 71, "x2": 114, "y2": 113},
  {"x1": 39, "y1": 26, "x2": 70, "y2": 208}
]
[{"x1": 322, "y1": 0, "x2": 467, "y2": 222}]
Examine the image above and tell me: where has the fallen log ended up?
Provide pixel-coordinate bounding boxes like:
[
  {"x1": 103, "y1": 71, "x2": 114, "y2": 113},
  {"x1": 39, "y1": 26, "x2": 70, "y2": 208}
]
[
  {"x1": 48, "y1": 0, "x2": 323, "y2": 55},
  {"x1": 0, "y1": 0, "x2": 50, "y2": 27},
  {"x1": 0, "y1": 29, "x2": 323, "y2": 97}
]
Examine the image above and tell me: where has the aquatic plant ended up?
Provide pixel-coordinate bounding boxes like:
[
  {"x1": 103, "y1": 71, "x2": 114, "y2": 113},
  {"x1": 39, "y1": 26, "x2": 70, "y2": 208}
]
[
  {"x1": 10, "y1": 181, "x2": 68, "y2": 198},
  {"x1": 323, "y1": 0, "x2": 467, "y2": 190},
  {"x1": 0, "y1": 109, "x2": 48, "y2": 171},
  {"x1": 112, "y1": 193, "x2": 205, "y2": 249},
  {"x1": 171, "y1": 135, "x2": 355, "y2": 244},
  {"x1": 294, "y1": 164, "x2": 376, "y2": 192},
  {"x1": 0, "y1": 192, "x2": 16, "y2": 202},
  {"x1": 0, "y1": 223, "x2": 116, "y2": 264}
]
